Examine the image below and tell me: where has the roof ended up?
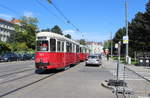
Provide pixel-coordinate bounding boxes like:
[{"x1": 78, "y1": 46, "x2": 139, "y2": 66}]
[
  {"x1": 0, "y1": 18, "x2": 14, "y2": 24},
  {"x1": 36, "y1": 32, "x2": 80, "y2": 45},
  {"x1": 10, "y1": 18, "x2": 21, "y2": 24}
]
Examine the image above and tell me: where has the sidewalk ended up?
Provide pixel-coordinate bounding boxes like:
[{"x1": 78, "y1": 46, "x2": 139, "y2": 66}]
[
  {"x1": 103, "y1": 56, "x2": 150, "y2": 81},
  {"x1": 101, "y1": 57, "x2": 150, "y2": 98}
]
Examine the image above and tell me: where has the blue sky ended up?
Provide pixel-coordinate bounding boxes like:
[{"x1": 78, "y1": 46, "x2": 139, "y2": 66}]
[{"x1": 0, "y1": 0, "x2": 148, "y2": 42}]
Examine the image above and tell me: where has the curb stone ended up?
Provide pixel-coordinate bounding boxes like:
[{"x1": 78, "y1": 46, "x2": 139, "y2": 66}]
[{"x1": 101, "y1": 81, "x2": 114, "y2": 90}]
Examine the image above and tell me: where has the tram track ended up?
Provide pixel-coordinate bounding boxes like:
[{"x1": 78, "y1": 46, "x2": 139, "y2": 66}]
[
  {"x1": 0, "y1": 73, "x2": 56, "y2": 97},
  {"x1": 0, "y1": 72, "x2": 35, "y2": 85},
  {"x1": 0, "y1": 66, "x2": 33, "y2": 73},
  {"x1": 0, "y1": 68, "x2": 35, "y2": 78}
]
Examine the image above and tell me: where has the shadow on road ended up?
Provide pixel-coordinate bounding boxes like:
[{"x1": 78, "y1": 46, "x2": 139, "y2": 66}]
[
  {"x1": 85, "y1": 64, "x2": 101, "y2": 67},
  {"x1": 35, "y1": 69, "x2": 58, "y2": 74}
]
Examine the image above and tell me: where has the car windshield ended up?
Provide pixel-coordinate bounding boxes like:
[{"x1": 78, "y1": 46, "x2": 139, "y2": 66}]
[
  {"x1": 36, "y1": 40, "x2": 49, "y2": 51},
  {"x1": 88, "y1": 56, "x2": 98, "y2": 59}
]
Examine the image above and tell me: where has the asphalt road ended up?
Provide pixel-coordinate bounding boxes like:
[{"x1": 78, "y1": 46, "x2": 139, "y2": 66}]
[
  {"x1": 0, "y1": 60, "x2": 118, "y2": 98},
  {"x1": 0, "y1": 59, "x2": 149, "y2": 98}
]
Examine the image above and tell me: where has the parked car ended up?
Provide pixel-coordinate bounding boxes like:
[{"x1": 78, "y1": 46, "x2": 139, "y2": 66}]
[
  {"x1": 16, "y1": 53, "x2": 23, "y2": 61},
  {"x1": 0, "y1": 55, "x2": 3, "y2": 62},
  {"x1": 85, "y1": 55, "x2": 102, "y2": 66},
  {"x1": 1, "y1": 53, "x2": 18, "y2": 62},
  {"x1": 21, "y1": 53, "x2": 32, "y2": 60}
]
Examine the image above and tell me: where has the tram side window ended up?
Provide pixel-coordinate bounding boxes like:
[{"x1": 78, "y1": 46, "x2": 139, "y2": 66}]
[
  {"x1": 37, "y1": 40, "x2": 48, "y2": 51},
  {"x1": 83, "y1": 48, "x2": 85, "y2": 53},
  {"x1": 57, "y1": 41, "x2": 61, "y2": 52},
  {"x1": 66, "y1": 42, "x2": 72, "y2": 53},
  {"x1": 50, "y1": 39, "x2": 56, "y2": 52},
  {"x1": 73, "y1": 44, "x2": 76, "y2": 53},
  {"x1": 76, "y1": 45, "x2": 79, "y2": 53},
  {"x1": 80, "y1": 47, "x2": 82, "y2": 53},
  {"x1": 66, "y1": 42, "x2": 69, "y2": 52},
  {"x1": 70, "y1": 43, "x2": 72, "y2": 53},
  {"x1": 62, "y1": 42, "x2": 64, "y2": 52}
]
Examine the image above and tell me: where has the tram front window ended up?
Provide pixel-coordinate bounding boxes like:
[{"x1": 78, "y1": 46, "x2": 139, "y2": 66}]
[{"x1": 37, "y1": 40, "x2": 49, "y2": 51}]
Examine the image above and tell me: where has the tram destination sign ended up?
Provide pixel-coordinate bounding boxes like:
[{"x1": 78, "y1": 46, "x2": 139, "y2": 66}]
[{"x1": 38, "y1": 36, "x2": 47, "y2": 40}]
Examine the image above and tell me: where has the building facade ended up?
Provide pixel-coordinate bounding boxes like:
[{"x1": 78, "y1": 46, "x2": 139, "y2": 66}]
[
  {"x1": 87, "y1": 42, "x2": 103, "y2": 55},
  {"x1": 0, "y1": 18, "x2": 15, "y2": 42}
]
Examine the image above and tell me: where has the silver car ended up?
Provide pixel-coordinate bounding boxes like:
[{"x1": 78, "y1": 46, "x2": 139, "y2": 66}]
[{"x1": 85, "y1": 55, "x2": 102, "y2": 66}]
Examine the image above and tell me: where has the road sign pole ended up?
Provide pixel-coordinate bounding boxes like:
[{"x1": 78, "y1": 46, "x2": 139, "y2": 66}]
[
  {"x1": 117, "y1": 42, "x2": 121, "y2": 80},
  {"x1": 111, "y1": 32, "x2": 113, "y2": 57},
  {"x1": 125, "y1": 0, "x2": 129, "y2": 63}
]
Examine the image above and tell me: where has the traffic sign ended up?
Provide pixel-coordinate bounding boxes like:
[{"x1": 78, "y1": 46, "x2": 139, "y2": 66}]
[
  {"x1": 115, "y1": 43, "x2": 118, "y2": 48},
  {"x1": 123, "y1": 36, "x2": 129, "y2": 44}
]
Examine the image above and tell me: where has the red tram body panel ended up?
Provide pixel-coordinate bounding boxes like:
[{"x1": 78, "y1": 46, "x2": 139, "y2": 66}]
[{"x1": 35, "y1": 32, "x2": 89, "y2": 71}]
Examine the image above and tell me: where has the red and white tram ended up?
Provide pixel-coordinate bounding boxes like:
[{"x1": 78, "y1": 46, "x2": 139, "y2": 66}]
[
  {"x1": 79, "y1": 45, "x2": 89, "y2": 61},
  {"x1": 35, "y1": 32, "x2": 89, "y2": 70}
]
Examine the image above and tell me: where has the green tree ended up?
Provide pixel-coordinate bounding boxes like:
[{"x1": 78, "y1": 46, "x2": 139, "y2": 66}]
[
  {"x1": 51, "y1": 25, "x2": 63, "y2": 35},
  {"x1": 113, "y1": 0, "x2": 150, "y2": 57},
  {"x1": 79, "y1": 39, "x2": 86, "y2": 45},
  {"x1": 113, "y1": 28, "x2": 126, "y2": 44},
  {"x1": 65, "y1": 34, "x2": 71, "y2": 39},
  {"x1": 9, "y1": 16, "x2": 38, "y2": 51},
  {"x1": 146, "y1": 0, "x2": 150, "y2": 13},
  {"x1": 0, "y1": 41, "x2": 11, "y2": 54},
  {"x1": 41, "y1": 28, "x2": 51, "y2": 32},
  {"x1": 103, "y1": 40, "x2": 110, "y2": 50}
]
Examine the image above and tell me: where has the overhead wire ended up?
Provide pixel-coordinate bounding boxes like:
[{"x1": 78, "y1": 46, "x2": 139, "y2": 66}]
[
  {"x1": 46, "y1": 0, "x2": 86, "y2": 40},
  {"x1": 46, "y1": 0, "x2": 81, "y2": 32},
  {"x1": 37, "y1": 0, "x2": 85, "y2": 40},
  {"x1": 0, "y1": 0, "x2": 84, "y2": 39},
  {"x1": 36, "y1": 0, "x2": 66, "y2": 24},
  {"x1": 0, "y1": 4, "x2": 19, "y2": 17}
]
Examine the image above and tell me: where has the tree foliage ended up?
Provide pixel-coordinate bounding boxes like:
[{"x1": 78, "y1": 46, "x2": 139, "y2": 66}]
[
  {"x1": 103, "y1": 40, "x2": 110, "y2": 50},
  {"x1": 113, "y1": 0, "x2": 150, "y2": 57},
  {"x1": 9, "y1": 16, "x2": 38, "y2": 51},
  {"x1": 0, "y1": 41, "x2": 11, "y2": 54},
  {"x1": 79, "y1": 39, "x2": 86, "y2": 45},
  {"x1": 41, "y1": 28, "x2": 51, "y2": 32},
  {"x1": 51, "y1": 25, "x2": 63, "y2": 35},
  {"x1": 65, "y1": 34, "x2": 71, "y2": 39}
]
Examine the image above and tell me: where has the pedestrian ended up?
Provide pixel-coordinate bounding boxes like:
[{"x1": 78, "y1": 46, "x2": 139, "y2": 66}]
[{"x1": 107, "y1": 54, "x2": 109, "y2": 61}]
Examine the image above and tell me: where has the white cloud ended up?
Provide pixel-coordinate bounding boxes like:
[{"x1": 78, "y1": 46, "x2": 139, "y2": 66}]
[
  {"x1": 23, "y1": 11, "x2": 34, "y2": 17},
  {"x1": 0, "y1": 13, "x2": 13, "y2": 20},
  {"x1": 63, "y1": 29, "x2": 109, "y2": 42}
]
